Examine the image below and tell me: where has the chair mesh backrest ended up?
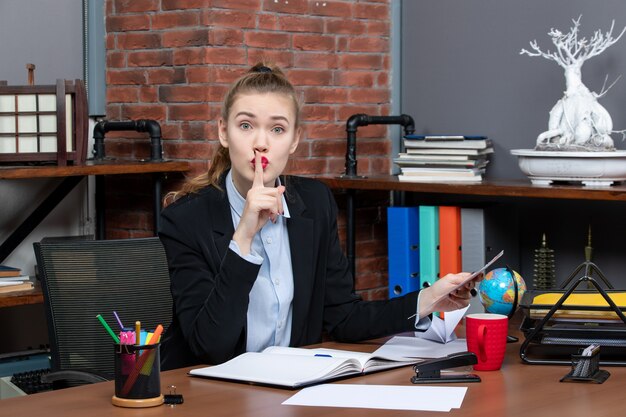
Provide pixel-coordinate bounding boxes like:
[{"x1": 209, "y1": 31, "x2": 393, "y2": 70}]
[{"x1": 34, "y1": 237, "x2": 172, "y2": 378}]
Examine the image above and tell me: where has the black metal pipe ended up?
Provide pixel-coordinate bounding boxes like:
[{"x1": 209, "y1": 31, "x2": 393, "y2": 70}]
[
  {"x1": 93, "y1": 119, "x2": 163, "y2": 161},
  {"x1": 344, "y1": 114, "x2": 415, "y2": 178},
  {"x1": 341, "y1": 114, "x2": 416, "y2": 284}
]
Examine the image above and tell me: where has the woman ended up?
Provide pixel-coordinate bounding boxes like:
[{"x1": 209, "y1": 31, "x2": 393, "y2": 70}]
[{"x1": 158, "y1": 63, "x2": 478, "y2": 370}]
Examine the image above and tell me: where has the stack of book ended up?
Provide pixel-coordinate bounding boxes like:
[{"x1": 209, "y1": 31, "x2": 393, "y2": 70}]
[
  {"x1": 394, "y1": 135, "x2": 493, "y2": 182},
  {"x1": 0, "y1": 265, "x2": 33, "y2": 294}
]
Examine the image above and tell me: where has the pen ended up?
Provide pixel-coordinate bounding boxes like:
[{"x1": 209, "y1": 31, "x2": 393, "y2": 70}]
[
  {"x1": 113, "y1": 311, "x2": 125, "y2": 330},
  {"x1": 96, "y1": 314, "x2": 120, "y2": 343},
  {"x1": 314, "y1": 354, "x2": 332, "y2": 357},
  {"x1": 135, "y1": 321, "x2": 141, "y2": 346}
]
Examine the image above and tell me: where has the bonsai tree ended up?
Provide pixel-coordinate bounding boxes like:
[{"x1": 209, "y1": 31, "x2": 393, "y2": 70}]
[{"x1": 521, "y1": 17, "x2": 626, "y2": 151}]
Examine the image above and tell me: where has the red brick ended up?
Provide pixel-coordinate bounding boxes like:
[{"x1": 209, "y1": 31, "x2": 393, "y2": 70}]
[
  {"x1": 367, "y1": 20, "x2": 390, "y2": 37},
  {"x1": 162, "y1": 29, "x2": 210, "y2": 47},
  {"x1": 263, "y1": 0, "x2": 308, "y2": 14},
  {"x1": 357, "y1": 240, "x2": 388, "y2": 258},
  {"x1": 284, "y1": 158, "x2": 327, "y2": 175},
  {"x1": 202, "y1": 10, "x2": 256, "y2": 28},
  {"x1": 288, "y1": 69, "x2": 332, "y2": 86},
  {"x1": 349, "y1": 37, "x2": 388, "y2": 53},
  {"x1": 311, "y1": 139, "x2": 345, "y2": 156},
  {"x1": 107, "y1": 34, "x2": 116, "y2": 49},
  {"x1": 244, "y1": 32, "x2": 290, "y2": 49},
  {"x1": 309, "y1": 1, "x2": 352, "y2": 17},
  {"x1": 293, "y1": 34, "x2": 335, "y2": 51},
  {"x1": 301, "y1": 105, "x2": 335, "y2": 122},
  {"x1": 348, "y1": 88, "x2": 390, "y2": 104},
  {"x1": 117, "y1": 32, "x2": 161, "y2": 50},
  {"x1": 107, "y1": 69, "x2": 147, "y2": 85},
  {"x1": 377, "y1": 72, "x2": 389, "y2": 87},
  {"x1": 107, "y1": 52, "x2": 126, "y2": 68},
  {"x1": 337, "y1": 105, "x2": 381, "y2": 121},
  {"x1": 212, "y1": 66, "x2": 245, "y2": 83},
  {"x1": 127, "y1": 50, "x2": 173, "y2": 67},
  {"x1": 334, "y1": 71, "x2": 375, "y2": 87},
  {"x1": 164, "y1": 141, "x2": 213, "y2": 159},
  {"x1": 326, "y1": 19, "x2": 367, "y2": 35},
  {"x1": 181, "y1": 122, "x2": 212, "y2": 140},
  {"x1": 146, "y1": 67, "x2": 187, "y2": 84},
  {"x1": 354, "y1": 3, "x2": 388, "y2": 20},
  {"x1": 185, "y1": 66, "x2": 212, "y2": 83},
  {"x1": 209, "y1": 28, "x2": 244, "y2": 46},
  {"x1": 106, "y1": 105, "x2": 122, "y2": 120},
  {"x1": 258, "y1": 14, "x2": 278, "y2": 30},
  {"x1": 121, "y1": 104, "x2": 167, "y2": 121},
  {"x1": 106, "y1": 14, "x2": 150, "y2": 32},
  {"x1": 161, "y1": 0, "x2": 210, "y2": 10},
  {"x1": 212, "y1": 0, "x2": 261, "y2": 10},
  {"x1": 294, "y1": 53, "x2": 338, "y2": 69},
  {"x1": 173, "y1": 48, "x2": 207, "y2": 65},
  {"x1": 306, "y1": 122, "x2": 344, "y2": 140},
  {"x1": 305, "y1": 87, "x2": 349, "y2": 104},
  {"x1": 339, "y1": 54, "x2": 383, "y2": 70},
  {"x1": 360, "y1": 139, "x2": 390, "y2": 154},
  {"x1": 160, "y1": 123, "x2": 181, "y2": 140},
  {"x1": 151, "y1": 11, "x2": 199, "y2": 29},
  {"x1": 205, "y1": 47, "x2": 248, "y2": 65},
  {"x1": 139, "y1": 86, "x2": 158, "y2": 102},
  {"x1": 107, "y1": 86, "x2": 139, "y2": 103},
  {"x1": 159, "y1": 85, "x2": 222, "y2": 102},
  {"x1": 168, "y1": 103, "x2": 212, "y2": 121},
  {"x1": 114, "y1": 0, "x2": 159, "y2": 14},
  {"x1": 279, "y1": 16, "x2": 324, "y2": 33}
]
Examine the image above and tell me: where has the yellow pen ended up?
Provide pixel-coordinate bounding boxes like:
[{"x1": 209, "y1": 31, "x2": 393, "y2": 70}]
[{"x1": 135, "y1": 321, "x2": 141, "y2": 346}]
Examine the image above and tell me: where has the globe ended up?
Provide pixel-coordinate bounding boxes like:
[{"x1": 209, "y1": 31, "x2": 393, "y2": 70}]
[{"x1": 478, "y1": 268, "x2": 527, "y2": 316}]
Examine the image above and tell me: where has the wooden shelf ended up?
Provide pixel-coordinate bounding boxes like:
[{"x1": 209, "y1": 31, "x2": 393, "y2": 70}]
[
  {"x1": 0, "y1": 281, "x2": 43, "y2": 308},
  {"x1": 315, "y1": 175, "x2": 626, "y2": 202},
  {"x1": 0, "y1": 159, "x2": 190, "y2": 179}
]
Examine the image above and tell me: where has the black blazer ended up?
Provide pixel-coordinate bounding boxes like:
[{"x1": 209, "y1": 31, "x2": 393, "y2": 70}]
[{"x1": 158, "y1": 175, "x2": 419, "y2": 370}]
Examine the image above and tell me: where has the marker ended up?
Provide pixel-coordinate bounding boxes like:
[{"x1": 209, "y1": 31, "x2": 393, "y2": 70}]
[
  {"x1": 113, "y1": 311, "x2": 125, "y2": 330},
  {"x1": 314, "y1": 354, "x2": 332, "y2": 357},
  {"x1": 135, "y1": 321, "x2": 141, "y2": 346},
  {"x1": 96, "y1": 314, "x2": 120, "y2": 343}
]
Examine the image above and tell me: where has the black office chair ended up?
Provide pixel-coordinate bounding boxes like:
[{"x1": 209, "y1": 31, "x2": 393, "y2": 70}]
[{"x1": 33, "y1": 237, "x2": 172, "y2": 387}]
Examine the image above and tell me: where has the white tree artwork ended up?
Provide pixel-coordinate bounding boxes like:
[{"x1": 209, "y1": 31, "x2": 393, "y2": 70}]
[{"x1": 521, "y1": 16, "x2": 626, "y2": 151}]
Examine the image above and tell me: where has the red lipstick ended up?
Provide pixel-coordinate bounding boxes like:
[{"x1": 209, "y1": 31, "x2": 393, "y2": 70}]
[{"x1": 251, "y1": 156, "x2": 269, "y2": 169}]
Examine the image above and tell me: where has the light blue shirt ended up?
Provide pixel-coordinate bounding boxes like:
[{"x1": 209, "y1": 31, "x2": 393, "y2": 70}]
[{"x1": 225, "y1": 171, "x2": 294, "y2": 352}]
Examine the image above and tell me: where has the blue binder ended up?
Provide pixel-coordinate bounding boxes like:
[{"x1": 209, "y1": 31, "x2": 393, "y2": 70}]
[{"x1": 387, "y1": 207, "x2": 420, "y2": 298}]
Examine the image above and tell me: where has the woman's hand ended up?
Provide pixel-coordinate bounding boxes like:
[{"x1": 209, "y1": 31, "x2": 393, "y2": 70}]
[
  {"x1": 232, "y1": 152, "x2": 284, "y2": 255},
  {"x1": 417, "y1": 272, "x2": 483, "y2": 318}
]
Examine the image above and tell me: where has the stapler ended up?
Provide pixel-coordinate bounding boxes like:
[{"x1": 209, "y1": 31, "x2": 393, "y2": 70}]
[{"x1": 411, "y1": 351, "x2": 481, "y2": 384}]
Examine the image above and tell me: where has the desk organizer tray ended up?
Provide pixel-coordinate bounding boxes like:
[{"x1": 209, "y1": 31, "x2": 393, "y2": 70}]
[{"x1": 519, "y1": 273, "x2": 626, "y2": 365}]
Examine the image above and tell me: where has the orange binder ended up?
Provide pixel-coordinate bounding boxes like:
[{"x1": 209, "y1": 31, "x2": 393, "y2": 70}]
[{"x1": 438, "y1": 206, "x2": 462, "y2": 278}]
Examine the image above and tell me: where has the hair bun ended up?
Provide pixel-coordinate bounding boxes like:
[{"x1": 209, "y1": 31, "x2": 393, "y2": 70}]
[{"x1": 255, "y1": 65, "x2": 273, "y2": 73}]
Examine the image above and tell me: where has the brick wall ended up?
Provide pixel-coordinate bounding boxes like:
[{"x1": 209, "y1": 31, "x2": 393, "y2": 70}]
[{"x1": 104, "y1": 0, "x2": 392, "y2": 299}]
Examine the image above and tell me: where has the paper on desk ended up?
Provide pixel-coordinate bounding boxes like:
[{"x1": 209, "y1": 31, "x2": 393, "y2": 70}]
[
  {"x1": 419, "y1": 305, "x2": 469, "y2": 343},
  {"x1": 372, "y1": 336, "x2": 468, "y2": 360},
  {"x1": 282, "y1": 384, "x2": 467, "y2": 412}
]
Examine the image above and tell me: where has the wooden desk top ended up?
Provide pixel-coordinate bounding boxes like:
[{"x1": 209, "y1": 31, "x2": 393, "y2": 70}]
[
  {"x1": 315, "y1": 175, "x2": 626, "y2": 202},
  {"x1": 0, "y1": 281, "x2": 42, "y2": 308},
  {"x1": 0, "y1": 160, "x2": 190, "y2": 180},
  {"x1": 1, "y1": 336, "x2": 623, "y2": 417}
]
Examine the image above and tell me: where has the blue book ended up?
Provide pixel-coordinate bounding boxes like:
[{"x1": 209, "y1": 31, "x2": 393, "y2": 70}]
[
  {"x1": 419, "y1": 206, "x2": 439, "y2": 287},
  {"x1": 387, "y1": 207, "x2": 420, "y2": 299}
]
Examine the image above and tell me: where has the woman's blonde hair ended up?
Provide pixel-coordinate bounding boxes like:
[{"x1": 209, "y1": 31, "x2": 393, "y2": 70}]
[{"x1": 165, "y1": 63, "x2": 300, "y2": 204}]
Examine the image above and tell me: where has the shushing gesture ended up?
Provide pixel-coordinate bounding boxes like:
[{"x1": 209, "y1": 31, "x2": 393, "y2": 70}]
[{"x1": 232, "y1": 151, "x2": 285, "y2": 255}]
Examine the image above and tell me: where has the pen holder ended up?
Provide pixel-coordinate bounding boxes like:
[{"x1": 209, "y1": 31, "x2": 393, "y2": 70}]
[
  {"x1": 560, "y1": 348, "x2": 610, "y2": 384},
  {"x1": 112, "y1": 343, "x2": 164, "y2": 408}
]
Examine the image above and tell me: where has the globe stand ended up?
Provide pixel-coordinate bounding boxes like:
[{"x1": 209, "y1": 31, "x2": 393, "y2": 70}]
[{"x1": 506, "y1": 266, "x2": 520, "y2": 343}]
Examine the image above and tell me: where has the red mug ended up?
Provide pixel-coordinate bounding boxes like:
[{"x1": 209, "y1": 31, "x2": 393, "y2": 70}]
[{"x1": 465, "y1": 313, "x2": 508, "y2": 371}]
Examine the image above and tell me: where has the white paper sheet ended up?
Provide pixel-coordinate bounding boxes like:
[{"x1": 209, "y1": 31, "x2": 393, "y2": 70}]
[
  {"x1": 282, "y1": 384, "x2": 467, "y2": 412},
  {"x1": 372, "y1": 336, "x2": 468, "y2": 360},
  {"x1": 419, "y1": 305, "x2": 469, "y2": 343}
]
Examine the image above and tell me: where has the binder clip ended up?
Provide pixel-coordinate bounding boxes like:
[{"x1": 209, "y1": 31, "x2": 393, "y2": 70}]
[
  {"x1": 411, "y1": 352, "x2": 481, "y2": 384},
  {"x1": 164, "y1": 385, "x2": 184, "y2": 406},
  {"x1": 561, "y1": 345, "x2": 610, "y2": 384}
]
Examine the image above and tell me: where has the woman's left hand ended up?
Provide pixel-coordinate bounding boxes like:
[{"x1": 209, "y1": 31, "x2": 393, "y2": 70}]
[{"x1": 417, "y1": 272, "x2": 483, "y2": 318}]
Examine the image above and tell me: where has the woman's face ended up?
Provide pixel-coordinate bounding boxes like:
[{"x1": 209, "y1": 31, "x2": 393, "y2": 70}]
[{"x1": 218, "y1": 92, "x2": 300, "y2": 195}]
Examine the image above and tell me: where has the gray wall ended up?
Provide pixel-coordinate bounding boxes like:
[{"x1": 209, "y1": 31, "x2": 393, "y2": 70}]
[
  {"x1": 401, "y1": 0, "x2": 626, "y2": 179},
  {"x1": 400, "y1": 1, "x2": 626, "y2": 287},
  {"x1": 0, "y1": 0, "x2": 83, "y2": 84}
]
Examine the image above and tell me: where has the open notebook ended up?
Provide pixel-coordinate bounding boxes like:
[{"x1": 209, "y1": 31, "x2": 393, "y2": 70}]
[{"x1": 189, "y1": 346, "x2": 419, "y2": 388}]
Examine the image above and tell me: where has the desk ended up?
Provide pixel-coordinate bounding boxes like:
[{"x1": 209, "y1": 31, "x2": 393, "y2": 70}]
[
  {"x1": 0, "y1": 160, "x2": 190, "y2": 264},
  {"x1": 1, "y1": 337, "x2": 623, "y2": 417}
]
